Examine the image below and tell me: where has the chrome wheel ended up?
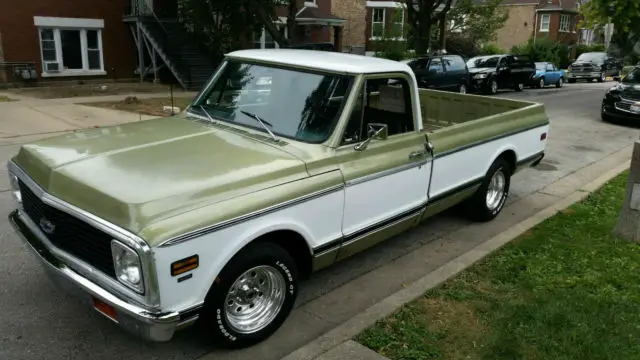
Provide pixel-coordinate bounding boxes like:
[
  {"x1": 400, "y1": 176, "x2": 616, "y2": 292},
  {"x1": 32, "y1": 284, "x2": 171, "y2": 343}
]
[
  {"x1": 459, "y1": 84, "x2": 467, "y2": 94},
  {"x1": 224, "y1": 265, "x2": 286, "y2": 334},
  {"x1": 491, "y1": 80, "x2": 497, "y2": 94},
  {"x1": 485, "y1": 169, "x2": 506, "y2": 211},
  {"x1": 539, "y1": 78, "x2": 544, "y2": 88},
  {"x1": 558, "y1": 78, "x2": 563, "y2": 87}
]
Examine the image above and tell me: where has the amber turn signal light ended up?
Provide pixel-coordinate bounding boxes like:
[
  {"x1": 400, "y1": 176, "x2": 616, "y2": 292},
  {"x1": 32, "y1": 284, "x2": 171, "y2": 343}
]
[{"x1": 171, "y1": 255, "x2": 199, "y2": 276}]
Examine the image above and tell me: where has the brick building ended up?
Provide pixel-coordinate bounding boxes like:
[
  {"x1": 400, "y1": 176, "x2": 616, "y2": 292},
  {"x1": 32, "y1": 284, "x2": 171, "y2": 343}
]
[
  {"x1": 492, "y1": 0, "x2": 581, "y2": 51},
  {"x1": 0, "y1": 0, "x2": 138, "y2": 83},
  {"x1": 0, "y1": 0, "x2": 344, "y2": 87}
]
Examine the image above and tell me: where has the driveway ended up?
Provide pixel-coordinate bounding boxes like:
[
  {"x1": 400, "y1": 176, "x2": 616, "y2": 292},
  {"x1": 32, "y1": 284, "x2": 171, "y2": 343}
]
[{"x1": 0, "y1": 81, "x2": 637, "y2": 360}]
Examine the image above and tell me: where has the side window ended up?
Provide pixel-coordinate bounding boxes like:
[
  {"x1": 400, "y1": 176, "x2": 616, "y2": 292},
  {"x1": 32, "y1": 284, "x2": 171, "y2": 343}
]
[
  {"x1": 416, "y1": 58, "x2": 429, "y2": 69},
  {"x1": 499, "y1": 57, "x2": 508, "y2": 67},
  {"x1": 546, "y1": 63, "x2": 554, "y2": 71},
  {"x1": 341, "y1": 76, "x2": 415, "y2": 145},
  {"x1": 428, "y1": 58, "x2": 444, "y2": 73},
  {"x1": 443, "y1": 55, "x2": 464, "y2": 71}
]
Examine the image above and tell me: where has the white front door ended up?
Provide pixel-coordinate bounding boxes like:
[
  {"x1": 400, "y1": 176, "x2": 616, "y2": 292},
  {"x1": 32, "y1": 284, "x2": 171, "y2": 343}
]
[{"x1": 335, "y1": 75, "x2": 431, "y2": 252}]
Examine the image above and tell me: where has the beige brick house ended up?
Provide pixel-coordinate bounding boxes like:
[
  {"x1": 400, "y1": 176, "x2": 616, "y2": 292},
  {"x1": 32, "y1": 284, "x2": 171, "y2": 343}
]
[
  {"x1": 494, "y1": 0, "x2": 539, "y2": 51},
  {"x1": 331, "y1": 0, "x2": 367, "y2": 53}
]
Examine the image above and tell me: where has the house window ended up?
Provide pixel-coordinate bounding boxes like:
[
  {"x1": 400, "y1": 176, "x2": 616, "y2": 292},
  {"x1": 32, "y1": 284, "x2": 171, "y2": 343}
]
[
  {"x1": 559, "y1": 14, "x2": 570, "y2": 32},
  {"x1": 539, "y1": 14, "x2": 550, "y2": 32},
  {"x1": 393, "y1": 9, "x2": 405, "y2": 38},
  {"x1": 372, "y1": 8, "x2": 385, "y2": 38},
  {"x1": 34, "y1": 16, "x2": 105, "y2": 77},
  {"x1": 254, "y1": 25, "x2": 287, "y2": 49}
]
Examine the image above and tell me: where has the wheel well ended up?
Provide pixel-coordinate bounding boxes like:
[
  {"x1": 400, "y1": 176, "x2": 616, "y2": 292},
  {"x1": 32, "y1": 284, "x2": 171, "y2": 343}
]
[
  {"x1": 498, "y1": 150, "x2": 517, "y2": 175},
  {"x1": 254, "y1": 230, "x2": 313, "y2": 279}
]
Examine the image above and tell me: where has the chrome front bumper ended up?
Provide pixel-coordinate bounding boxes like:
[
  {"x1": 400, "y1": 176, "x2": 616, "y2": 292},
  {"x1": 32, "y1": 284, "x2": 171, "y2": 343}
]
[{"x1": 8, "y1": 209, "x2": 184, "y2": 342}]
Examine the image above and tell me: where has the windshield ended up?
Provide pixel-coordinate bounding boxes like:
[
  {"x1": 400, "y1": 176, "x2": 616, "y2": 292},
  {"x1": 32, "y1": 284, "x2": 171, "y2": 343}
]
[
  {"x1": 576, "y1": 52, "x2": 605, "y2": 63},
  {"x1": 535, "y1": 62, "x2": 546, "y2": 70},
  {"x1": 466, "y1": 56, "x2": 500, "y2": 68},
  {"x1": 191, "y1": 60, "x2": 354, "y2": 143},
  {"x1": 622, "y1": 68, "x2": 640, "y2": 84}
]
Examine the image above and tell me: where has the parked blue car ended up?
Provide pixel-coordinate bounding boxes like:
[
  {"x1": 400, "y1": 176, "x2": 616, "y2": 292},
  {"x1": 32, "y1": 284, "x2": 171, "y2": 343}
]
[{"x1": 530, "y1": 62, "x2": 566, "y2": 88}]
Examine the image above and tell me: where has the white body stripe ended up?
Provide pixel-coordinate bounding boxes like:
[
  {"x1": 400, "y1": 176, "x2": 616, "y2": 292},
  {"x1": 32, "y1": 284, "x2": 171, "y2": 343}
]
[
  {"x1": 153, "y1": 189, "x2": 344, "y2": 311},
  {"x1": 153, "y1": 124, "x2": 548, "y2": 313},
  {"x1": 342, "y1": 162, "x2": 431, "y2": 236},
  {"x1": 429, "y1": 125, "x2": 549, "y2": 198}
]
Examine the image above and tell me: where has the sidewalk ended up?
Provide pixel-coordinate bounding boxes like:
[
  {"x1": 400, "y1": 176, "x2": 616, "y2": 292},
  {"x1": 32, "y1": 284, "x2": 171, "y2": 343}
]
[
  {"x1": 0, "y1": 91, "x2": 196, "y2": 146},
  {"x1": 279, "y1": 145, "x2": 632, "y2": 360}
]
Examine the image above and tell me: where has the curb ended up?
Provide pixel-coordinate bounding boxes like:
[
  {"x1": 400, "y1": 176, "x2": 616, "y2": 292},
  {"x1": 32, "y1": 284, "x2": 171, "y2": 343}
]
[{"x1": 281, "y1": 157, "x2": 631, "y2": 360}]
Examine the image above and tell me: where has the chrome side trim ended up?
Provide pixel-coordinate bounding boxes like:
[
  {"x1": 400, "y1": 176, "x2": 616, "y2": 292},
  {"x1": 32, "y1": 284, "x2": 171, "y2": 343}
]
[
  {"x1": 159, "y1": 183, "x2": 346, "y2": 247},
  {"x1": 345, "y1": 158, "x2": 432, "y2": 187},
  {"x1": 7, "y1": 160, "x2": 161, "y2": 310},
  {"x1": 340, "y1": 205, "x2": 424, "y2": 248}
]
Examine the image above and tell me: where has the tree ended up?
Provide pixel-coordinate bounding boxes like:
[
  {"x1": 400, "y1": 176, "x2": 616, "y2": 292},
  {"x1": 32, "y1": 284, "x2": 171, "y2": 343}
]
[
  {"x1": 580, "y1": 0, "x2": 640, "y2": 61},
  {"x1": 405, "y1": 0, "x2": 456, "y2": 55},
  {"x1": 447, "y1": 0, "x2": 508, "y2": 44},
  {"x1": 581, "y1": 0, "x2": 640, "y2": 34},
  {"x1": 177, "y1": 0, "x2": 295, "y2": 62}
]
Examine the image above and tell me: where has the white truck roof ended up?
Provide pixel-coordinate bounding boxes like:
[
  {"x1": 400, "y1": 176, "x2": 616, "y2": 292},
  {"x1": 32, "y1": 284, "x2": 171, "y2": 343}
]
[{"x1": 225, "y1": 49, "x2": 413, "y2": 75}]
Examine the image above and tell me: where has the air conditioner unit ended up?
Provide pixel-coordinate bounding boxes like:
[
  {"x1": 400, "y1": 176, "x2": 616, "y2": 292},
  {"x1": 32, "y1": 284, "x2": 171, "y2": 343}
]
[{"x1": 44, "y1": 62, "x2": 60, "y2": 73}]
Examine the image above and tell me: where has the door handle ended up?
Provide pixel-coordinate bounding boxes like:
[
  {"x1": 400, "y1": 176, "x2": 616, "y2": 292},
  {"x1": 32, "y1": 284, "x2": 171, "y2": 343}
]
[{"x1": 409, "y1": 151, "x2": 426, "y2": 160}]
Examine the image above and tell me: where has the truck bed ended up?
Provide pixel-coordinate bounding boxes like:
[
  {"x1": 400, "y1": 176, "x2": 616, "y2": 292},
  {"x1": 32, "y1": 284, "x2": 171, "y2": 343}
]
[{"x1": 417, "y1": 89, "x2": 533, "y2": 132}]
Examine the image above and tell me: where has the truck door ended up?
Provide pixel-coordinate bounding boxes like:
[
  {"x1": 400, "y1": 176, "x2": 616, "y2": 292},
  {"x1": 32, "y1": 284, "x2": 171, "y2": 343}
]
[{"x1": 334, "y1": 74, "x2": 432, "y2": 261}]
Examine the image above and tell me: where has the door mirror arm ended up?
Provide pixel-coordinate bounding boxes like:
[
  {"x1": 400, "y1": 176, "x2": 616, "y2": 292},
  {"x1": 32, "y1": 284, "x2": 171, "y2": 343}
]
[{"x1": 354, "y1": 123, "x2": 388, "y2": 151}]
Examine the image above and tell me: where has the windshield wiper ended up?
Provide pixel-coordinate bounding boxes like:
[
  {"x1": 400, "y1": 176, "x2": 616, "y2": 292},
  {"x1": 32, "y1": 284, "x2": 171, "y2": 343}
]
[
  {"x1": 199, "y1": 105, "x2": 218, "y2": 124},
  {"x1": 240, "y1": 110, "x2": 279, "y2": 142}
]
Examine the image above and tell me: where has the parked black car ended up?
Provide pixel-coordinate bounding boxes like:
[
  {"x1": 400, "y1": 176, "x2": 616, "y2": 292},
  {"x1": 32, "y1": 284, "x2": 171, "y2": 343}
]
[
  {"x1": 466, "y1": 54, "x2": 535, "y2": 95},
  {"x1": 402, "y1": 54, "x2": 470, "y2": 93},
  {"x1": 567, "y1": 52, "x2": 622, "y2": 83},
  {"x1": 601, "y1": 65, "x2": 640, "y2": 122}
]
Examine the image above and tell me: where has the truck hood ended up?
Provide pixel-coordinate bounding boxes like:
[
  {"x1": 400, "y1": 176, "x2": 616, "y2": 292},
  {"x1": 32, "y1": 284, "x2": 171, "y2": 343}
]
[{"x1": 12, "y1": 116, "x2": 309, "y2": 233}]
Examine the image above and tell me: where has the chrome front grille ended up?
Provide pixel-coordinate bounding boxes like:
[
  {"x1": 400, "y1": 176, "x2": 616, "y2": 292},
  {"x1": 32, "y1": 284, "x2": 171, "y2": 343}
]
[{"x1": 18, "y1": 180, "x2": 116, "y2": 278}]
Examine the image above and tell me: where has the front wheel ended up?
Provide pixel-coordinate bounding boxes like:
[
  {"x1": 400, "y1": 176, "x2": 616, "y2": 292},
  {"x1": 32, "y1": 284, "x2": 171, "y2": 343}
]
[
  {"x1": 461, "y1": 158, "x2": 511, "y2": 222},
  {"x1": 459, "y1": 84, "x2": 467, "y2": 94},
  {"x1": 537, "y1": 77, "x2": 545, "y2": 88},
  {"x1": 486, "y1": 79, "x2": 498, "y2": 95},
  {"x1": 514, "y1": 82, "x2": 524, "y2": 92},
  {"x1": 556, "y1": 77, "x2": 564, "y2": 88},
  {"x1": 597, "y1": 72, "x2": 606, "y2": 82},
  {"x1": 201, "y1": 242, "x2": 298, "y2": 348}
]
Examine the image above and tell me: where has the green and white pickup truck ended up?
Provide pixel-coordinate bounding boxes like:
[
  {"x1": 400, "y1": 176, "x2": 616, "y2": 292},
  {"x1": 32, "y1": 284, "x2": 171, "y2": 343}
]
[{"x1": 7, "y1": 49, "x2": 549, "y2": 348}]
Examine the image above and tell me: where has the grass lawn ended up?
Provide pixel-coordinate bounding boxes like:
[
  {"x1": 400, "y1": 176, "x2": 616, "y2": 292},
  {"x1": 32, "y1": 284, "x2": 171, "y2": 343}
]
[
  {"x1": 356, "y1": 171, "x2": 640, "y2": 360},
  {"x1": 83, "y1": 96, "x2": 194, "y2": 117},
  {"x1": 6, "y1": 82, "x2": 190, "y2": 99}
]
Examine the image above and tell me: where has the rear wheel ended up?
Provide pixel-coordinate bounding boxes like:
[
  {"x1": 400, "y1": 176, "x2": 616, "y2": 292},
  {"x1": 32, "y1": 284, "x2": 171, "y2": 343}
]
[
  {"x1": 461, "y1": 158, "x2": 511, "y2": 222},
  {"x1": 200, "y1": 242, "x2": 298, "y2": 348},
  {"x1": 514, "y1": 82, "x2": 524, "y2": 92}
]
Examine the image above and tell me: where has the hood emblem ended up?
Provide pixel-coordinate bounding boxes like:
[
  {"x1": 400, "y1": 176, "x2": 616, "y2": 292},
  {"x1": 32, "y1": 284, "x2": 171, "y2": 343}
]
[{"x1": 39, "y1": 217, "x2": 56, "y2": 235}]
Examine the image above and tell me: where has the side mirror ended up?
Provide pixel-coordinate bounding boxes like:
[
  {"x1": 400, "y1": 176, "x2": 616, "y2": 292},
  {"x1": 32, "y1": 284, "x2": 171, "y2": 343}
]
[{"x1": 354, "y1": 123, "x2": 388, "y2": 151}]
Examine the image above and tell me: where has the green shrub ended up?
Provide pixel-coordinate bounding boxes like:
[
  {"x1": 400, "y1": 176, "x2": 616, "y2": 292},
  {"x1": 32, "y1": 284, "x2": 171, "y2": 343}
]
[
  {"x1": 480, "y1": 43, "x2": 505, "y2": 55},
  {"x1": 511, "y1": 37, "x2": 570, "y2": 68}
]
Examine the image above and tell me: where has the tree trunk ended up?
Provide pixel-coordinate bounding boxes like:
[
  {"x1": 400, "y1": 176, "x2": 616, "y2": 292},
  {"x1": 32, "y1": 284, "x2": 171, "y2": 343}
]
[
  {"x1": 415, "y1": 13, "x2": 432, "y2": 55},
  {"x1": 287, "y1": 0, "x2": 297, "y2": 46},
  {"x1": 248, "y1": 0, "x2": 290, "y2": 47}
]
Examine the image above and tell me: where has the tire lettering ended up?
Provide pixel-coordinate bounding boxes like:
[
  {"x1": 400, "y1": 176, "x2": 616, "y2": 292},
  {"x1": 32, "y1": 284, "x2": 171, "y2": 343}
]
[
  {"x1": 276, "y1": 261, "x2": 294, "y2": 282},
  {"x1": 215, "y1": 308, "x2": 236, "y2": 342}
]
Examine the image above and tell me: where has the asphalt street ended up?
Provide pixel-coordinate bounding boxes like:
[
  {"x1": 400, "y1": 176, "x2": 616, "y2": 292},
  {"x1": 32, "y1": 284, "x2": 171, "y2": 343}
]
[{"x1": 0, "y1": 81, "x2": 637, "y2": 360}]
